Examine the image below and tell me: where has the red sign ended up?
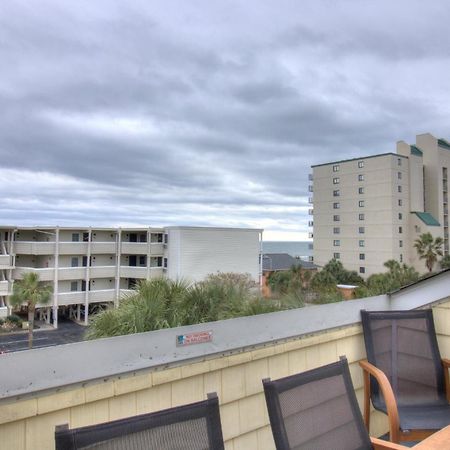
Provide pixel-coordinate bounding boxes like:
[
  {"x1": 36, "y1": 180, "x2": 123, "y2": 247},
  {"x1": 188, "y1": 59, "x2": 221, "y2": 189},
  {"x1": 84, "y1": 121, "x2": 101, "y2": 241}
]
[{"x1": 176, "y1": 330, "x2": 213, "y2": 347}]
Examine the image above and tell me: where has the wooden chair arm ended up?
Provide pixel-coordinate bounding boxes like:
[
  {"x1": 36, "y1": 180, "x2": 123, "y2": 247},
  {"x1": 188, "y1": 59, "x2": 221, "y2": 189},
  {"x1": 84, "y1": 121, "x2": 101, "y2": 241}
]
[
  {"x1": 359, "y1": 360, "x2": 401, "y2": 443},
  {"x1": 443, "y1": 358, "x2": 450, "y2": 402},
  {"x1": 370, "y1": 437, "x2": 409, "y2": 449}
]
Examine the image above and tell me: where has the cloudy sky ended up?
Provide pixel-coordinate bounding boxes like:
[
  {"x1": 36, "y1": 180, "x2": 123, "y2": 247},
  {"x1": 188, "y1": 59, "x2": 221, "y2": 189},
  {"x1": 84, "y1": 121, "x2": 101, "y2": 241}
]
[{"x1": 1, "y1": 1, "x2": 450, "y2": 240}]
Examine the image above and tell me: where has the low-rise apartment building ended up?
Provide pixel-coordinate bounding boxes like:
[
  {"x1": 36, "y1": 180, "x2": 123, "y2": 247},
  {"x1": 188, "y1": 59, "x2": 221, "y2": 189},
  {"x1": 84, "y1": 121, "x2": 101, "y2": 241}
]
[
  {"x1": 0, "y1": 226, "x2": 262, "y2": 326},
  {"x1": 310, "y1": 133, "x2": 449, "y2": 276}
]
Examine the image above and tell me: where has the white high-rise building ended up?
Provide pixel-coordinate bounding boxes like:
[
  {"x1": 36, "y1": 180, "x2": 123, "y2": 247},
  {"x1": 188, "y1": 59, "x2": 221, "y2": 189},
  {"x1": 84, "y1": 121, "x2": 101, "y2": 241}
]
[
  {"x1": 310, "y1": 133, "x2": 449, "y2": 277},
  {"x1": 0, "y1": 226, "x2": 262, "y2": 326}
]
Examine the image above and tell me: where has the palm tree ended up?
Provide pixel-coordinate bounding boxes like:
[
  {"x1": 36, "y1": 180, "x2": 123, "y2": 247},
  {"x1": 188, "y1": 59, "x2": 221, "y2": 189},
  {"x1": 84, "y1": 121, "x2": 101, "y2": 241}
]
[
  {"x1": 10, "y1": 272, "x2": 52, "y2": 349},
  {"x1": 414, "y1": 233, "x2": 444, "y2": 273}
]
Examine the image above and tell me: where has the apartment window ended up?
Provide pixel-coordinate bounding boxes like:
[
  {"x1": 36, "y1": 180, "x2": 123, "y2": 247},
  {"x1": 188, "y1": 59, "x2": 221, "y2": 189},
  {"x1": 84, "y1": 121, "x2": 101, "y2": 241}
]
[
  {"x1": 398, "y1": 199, "x2": 402, "y2": 206},
  {"x1": 358, "y1": 174, "x2": 364, "y2": 181},
  {"x1": 359, "y1": 253, "x2": 365, "y2": 260},
  {"x1": 399, "y1": 226, "x2": 402, "y2": 234},
  {"x1": 71, "y1": 257, "x2": 79, "y2": 267},
  {"x1": 333, "y1": 164, "x2": 340, "y2": 172},
  {"x1": 358, "y1": 187, "x2": 364, "y2": 194},
  {"x1": 82, "y1": 232, "x2": 89, "y2": 242},
  {"x1": 163, "y1": 257, "x2": 168, "y2": 268},
  {"x1": 400, "y1": 254, "x2": 403, "y2": 263},
  {"x1": 399, "y1": 213, "x2": 402, "y2": 220},
  {"x1": 358, "y1": 161, "x2": 364, "y2": 168},
  {"x1": 333, "y1": 253, "x2": 340, "y2": 259},
  {"x1": 333, "y1": 227, "x2": 340, "y2": 234},
  {"x1": 359, "y1": 213, "x2": 365, "y2": 220},
  {"x1": 72, "y1": 233, "x2": 80, "y2": 242},
  {"x1": 359, "y1": 227, "x2": 365, "y2": 234},
  {"x1": 139, "y1": 255, "x2": 146, "y2": 266},
  {"x1": 398, "y1": 172, "x2": 402, "y2": 180},
  {"x1": 398, "y1": 185, "x2": 402, "y2": 193},
  {"x1": 164, "y1": 234, "x2": 168, "y2": 244},
  {"x1": 399, "y1": 240, "x2": 403, "y2": 247},
  {"x1": 359, "y1": 267, "x2": 365, "y2": 274},
  {"x1": 359, "y1": 200, "x2": 364, "y2": 207},
  {"x1": 333, "y1": 177, "x2": 340, "y2": 184},
  {"x1": 333, "y1": 240, "x2": 340, "y2": 246},
  {"x1": 398, "y1": 158, "x2": 402, "y2": 166},
  {"x1": 333, "y1": 215, "x2": 340, "y2": 222},
  {"x1": 70, "y1": 281, "x2": 78, "y2": 292},
  {"x1": 359, "y1": 240, "x2": 365, "y2": 247},
  {"x1": 333, "y1": 202, "x2": 340, "y2": 209},
  {"x1": 333, "y1": 190, "x2": 340, "y2": 197}
]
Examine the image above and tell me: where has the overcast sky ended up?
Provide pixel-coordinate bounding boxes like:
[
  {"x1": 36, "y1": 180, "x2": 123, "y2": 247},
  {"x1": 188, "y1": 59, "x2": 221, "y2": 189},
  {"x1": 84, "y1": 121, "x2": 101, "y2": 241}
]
[{"x1": 1, "y1": 1, "x2": 450, "y2": 240}]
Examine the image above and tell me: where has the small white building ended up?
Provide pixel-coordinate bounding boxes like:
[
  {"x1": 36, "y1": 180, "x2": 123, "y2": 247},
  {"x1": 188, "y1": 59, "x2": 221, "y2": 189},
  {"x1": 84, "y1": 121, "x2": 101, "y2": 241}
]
[{"x1": 0, "y1": 225, "x2": 262, "y2": 327}]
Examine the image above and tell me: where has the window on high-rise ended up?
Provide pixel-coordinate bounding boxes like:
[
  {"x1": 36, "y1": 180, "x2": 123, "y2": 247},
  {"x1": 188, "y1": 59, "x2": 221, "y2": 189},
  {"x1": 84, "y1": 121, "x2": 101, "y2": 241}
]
[
  {"x1": 398, "y1": 213, "x2": 402, "y2": 220},
  {"x1": 333, "y1": 177, "x2": 340, "y2": 184},
  {"x1": 333, "y1": 227, "x2": 340, "y2": 234},
  {"x1": 333, "y1": 190, "x2": 340, "y2": 197},
  {"x1": 359, "y1": 213, "x2": 365, "y2": 220},
  {"x1": 333, "y1": 253, "x2": 340, "y2": 259},
  {"x1": 398, "y1": 199, "x2": 402, "y2": 206},
  {"x1": 359, "y1": 240, "x2": 365, "y2": 247},
  {"x1": 333, "y1": 240, "x2": 340, "y2": 246},
  {"x1": 333, "y1": 202, "x2": 340, "y2": 209},
  {"x1": 398, "y1": 158, "x2": 402, "y2": 166},
  {"x1": 359, "y1": 227, "x2": 365, "y2": 234},
  {"x1": 333, "y1": 165, "x2": 340, "y2": 172},
  {"x1": 359, "y1": 267, "x2": 365, "y2": 274},
  {"x1": 333, "y1": 215, "x2": 340, "y2": 221},
  {"x1": 358, "y1": 174, "x2": 364, "y2": 181},
  {"x1": 358, "y1": 161, "x2": 364, "y2": 168},
  {"x1": 400, "y1": 254, "x2": 403, "y2": 262},
  {"x1": 398, "y1": 185, "x2": 402, "y2": 193},
  {"x1": 399, "y1": 240, "x2": 403, "y2": 247},
  {"x1": 359, "y1": 253, "x2": 365, "y2": 260},
  {"x1": 398, "y1": 172, "x2": 402, "y2": 179},
  {"x1": 399, "y1": 226, "x2": 402, "y2": 234},
  {"x1": 358, "y1": 187, "x2": 364, "y2": 194},
  {"x1": 359, "y1": 200, "x2": 364, "y2": 207}
]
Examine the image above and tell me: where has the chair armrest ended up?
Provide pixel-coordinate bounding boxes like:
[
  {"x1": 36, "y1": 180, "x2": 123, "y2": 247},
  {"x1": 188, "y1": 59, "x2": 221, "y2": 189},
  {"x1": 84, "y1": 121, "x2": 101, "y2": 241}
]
[
  {"x1": 443, "y1": 358, "x2": 450, "y2": 402},
  {"x1": 370, "y1": 437, "x2": 409, "y2": 449},
  {"x1": 359, "y1": 360, "x2": 400, "y2": 443}
]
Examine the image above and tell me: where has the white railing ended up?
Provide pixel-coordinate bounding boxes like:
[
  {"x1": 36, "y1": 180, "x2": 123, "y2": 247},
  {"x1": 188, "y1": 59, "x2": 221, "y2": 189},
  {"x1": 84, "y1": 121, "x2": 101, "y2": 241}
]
[
  {"x1": 120, "y1": 242, "x2": 148, "y2": 255},
  {"x1": 0, "y1": 280, "x2": 10, "y2": 295},
  {"x1": 119, "y1": 266, "x2": 148, "y2": 278},
  {"x1": 0, "y1": 255, "x2": 11, "y2": 269}
]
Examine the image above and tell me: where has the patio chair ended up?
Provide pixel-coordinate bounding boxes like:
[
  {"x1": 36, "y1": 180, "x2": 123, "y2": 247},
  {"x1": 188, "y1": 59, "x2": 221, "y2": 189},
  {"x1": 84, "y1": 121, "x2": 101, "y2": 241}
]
[
  {"x1": 262, "y1": 356, "x2": 409, "y2": 450},
  {"x1": 360, "y1": 309, "x2": 450, "y2": 443},
  {"x1": 55, "y1": 392, "x2": 224, "y2": 450}
]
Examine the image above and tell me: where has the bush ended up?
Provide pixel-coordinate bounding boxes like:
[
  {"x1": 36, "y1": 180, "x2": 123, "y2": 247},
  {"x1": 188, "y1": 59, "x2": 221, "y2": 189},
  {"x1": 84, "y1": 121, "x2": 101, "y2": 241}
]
[{"x1": 6, "y1": 314, "x2": 22, "y2": 325}]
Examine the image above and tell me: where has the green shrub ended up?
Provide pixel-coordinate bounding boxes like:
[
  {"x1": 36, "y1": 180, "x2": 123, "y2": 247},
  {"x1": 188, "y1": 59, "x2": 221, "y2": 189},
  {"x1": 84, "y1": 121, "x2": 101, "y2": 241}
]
[{"x1": 6, "y1": 314, "x2": 22, "y2": 325}]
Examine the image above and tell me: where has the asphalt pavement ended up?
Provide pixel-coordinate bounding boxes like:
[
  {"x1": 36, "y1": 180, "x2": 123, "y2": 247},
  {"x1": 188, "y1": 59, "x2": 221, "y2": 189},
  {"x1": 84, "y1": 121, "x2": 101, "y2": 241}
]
[{"x1": 0, "y1": 319, "x2": 86, "y2": 353}]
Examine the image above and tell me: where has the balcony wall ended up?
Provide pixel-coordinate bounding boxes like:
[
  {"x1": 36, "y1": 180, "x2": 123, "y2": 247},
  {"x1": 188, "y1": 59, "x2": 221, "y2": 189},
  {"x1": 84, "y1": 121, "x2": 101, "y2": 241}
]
[
  {"x1": 91, "y1": 242, "x2": 116, "y2": 254},
  {"x1": 119, "y1": 266, "x2": 148, "y2": 279},
  {"x1": 0, "y1": 255, "x2": 12, "y2": 269},
  {"x1": 120, "y1": 243, "x2": 148, "y2": 255},
  {"x1": 0, "y1": 280, "x2": 10, "y2": 295},
  {"x1": 0, "y1": 271, "x2": 449, "y2": 450}
]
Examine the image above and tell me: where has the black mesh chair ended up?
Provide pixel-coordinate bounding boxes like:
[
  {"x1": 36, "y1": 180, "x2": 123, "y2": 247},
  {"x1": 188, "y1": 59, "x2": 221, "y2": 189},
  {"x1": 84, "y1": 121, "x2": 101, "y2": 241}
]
[
  {"x1": 360, "y1": 310, "x2": 450, "y2": 443},
  {"x1": 55, "y1": 392, "x2": 224, "y2": 450},
  {"x1": 263, "y1": 356, "x2": 409, "y2": 450}
]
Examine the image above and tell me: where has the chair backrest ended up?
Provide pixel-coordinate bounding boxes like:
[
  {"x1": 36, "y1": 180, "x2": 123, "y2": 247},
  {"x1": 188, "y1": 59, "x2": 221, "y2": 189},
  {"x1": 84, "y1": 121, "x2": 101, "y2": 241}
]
[
  {"x1": 55, "y1": 392, "x2": 224, "y2": 450},
  {"x1": 361, "y1": 310, "x2": 446, "y2": 408},
  {"x1": 263, "y1": 356, "x2": 372, "y2": 450}
]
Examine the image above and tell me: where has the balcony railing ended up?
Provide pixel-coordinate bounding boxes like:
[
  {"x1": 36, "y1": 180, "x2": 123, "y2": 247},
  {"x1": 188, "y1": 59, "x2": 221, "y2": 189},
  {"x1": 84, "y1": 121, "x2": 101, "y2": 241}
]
[
  {"x1": 0, "y1": 254, "x2": 12, "y2": 269},
  {"x1": 0, "y1": 280, "x2": 10, "y2": 295}
]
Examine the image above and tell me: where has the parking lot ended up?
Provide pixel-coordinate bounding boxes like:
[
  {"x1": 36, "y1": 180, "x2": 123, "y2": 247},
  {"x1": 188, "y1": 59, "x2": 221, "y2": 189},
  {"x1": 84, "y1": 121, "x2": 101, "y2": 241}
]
[{"x1": 0, "y1": 319, "x2": 86, "y2": 353}]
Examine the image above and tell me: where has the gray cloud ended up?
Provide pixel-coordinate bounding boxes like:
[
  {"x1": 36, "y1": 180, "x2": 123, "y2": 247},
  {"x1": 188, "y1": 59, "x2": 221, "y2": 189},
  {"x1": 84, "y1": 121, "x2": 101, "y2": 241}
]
[{"x1": 1, "y1": 0, "x2": 450, "y2": 239}]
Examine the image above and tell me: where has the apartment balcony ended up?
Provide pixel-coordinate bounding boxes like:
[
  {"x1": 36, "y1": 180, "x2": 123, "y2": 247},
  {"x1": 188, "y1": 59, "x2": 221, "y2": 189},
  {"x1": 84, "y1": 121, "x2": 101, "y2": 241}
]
[
  {"x1": 0, "y1": 254, "x2": 12, "y2": 270},
  {"x1": 57, "y1": 289, "x2": 116, "y2": 305},
  {"x1": 120, "y1": 266, "x2": 148, "y2": 279},
  {"x1": 91, "y1": 242, "x2": 116, "y2": 254},
  {"x1": 0, "y1": 280, "x2": 11, "y2": 295},
  {"x1": 89, "y1": 266, "x2": 116, "y2": 278},
  {"x1": 14, "y1": 242, "x2": 56, "y2": 255},
  {"x1": 13, "y1": 267, "x2": 54, "y2": 281},
  {"x1": 120, "y1": 242, "x2": 149, "y2": 255}
]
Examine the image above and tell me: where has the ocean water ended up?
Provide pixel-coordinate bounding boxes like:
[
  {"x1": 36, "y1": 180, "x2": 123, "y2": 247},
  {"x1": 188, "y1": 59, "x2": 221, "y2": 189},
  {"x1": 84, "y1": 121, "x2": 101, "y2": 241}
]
[{"x1": 262, "y1": 241, "x2": 313, "y2": 259}]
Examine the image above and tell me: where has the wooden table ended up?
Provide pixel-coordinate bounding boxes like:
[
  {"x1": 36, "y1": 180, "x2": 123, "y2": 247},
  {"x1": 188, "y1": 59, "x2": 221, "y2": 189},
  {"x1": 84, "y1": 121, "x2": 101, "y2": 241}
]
[{"x1": 413, "y1": 425, "x2": 450, "y2": 449}]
